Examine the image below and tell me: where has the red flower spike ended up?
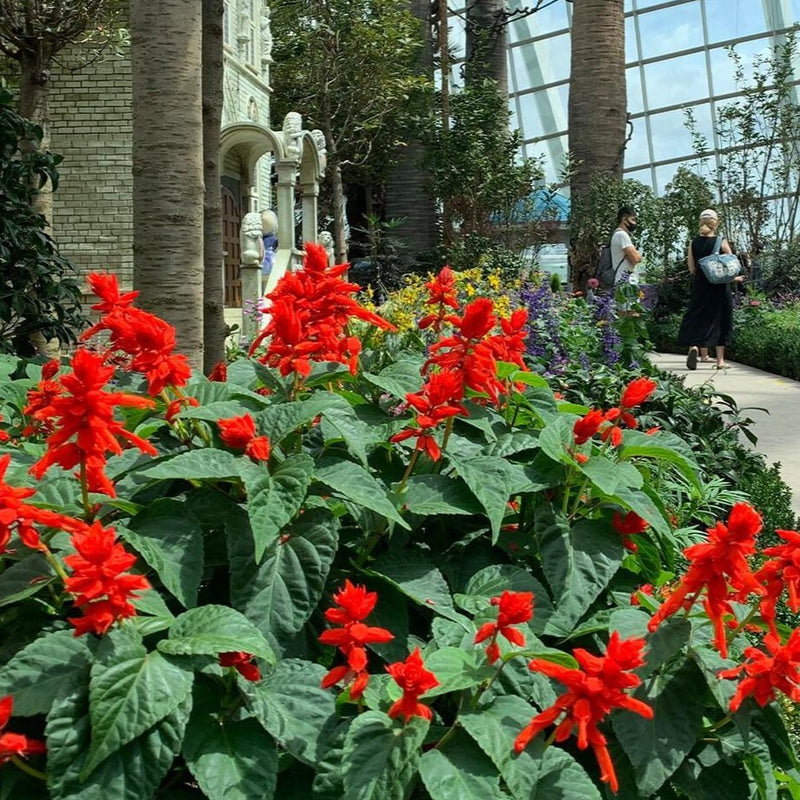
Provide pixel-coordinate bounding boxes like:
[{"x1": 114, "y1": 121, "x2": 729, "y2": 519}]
[
  {"x1": 419, "y1": 267, "x2": 459, "y2": 331},
  {"x1": 218, "y1": 414, "x2": 271, "y2": 462},
  {"x1": 647, "y1": 502, "x2": 764, "y2": 657},
  {"x1": 755, "y1": 528, "x2": 800, "y2": 636},
  {"x1": 573, "y1": 409, "x2": 605, "y2": 445},
  {"x1": 208, "y1": 361, "x2": 228, "y2": 382},
  {"x1": 387, "y1": 648, "x2": 439, "y2": 723},
  {"x1": 0, "y1": 696, "x2": 46, "y2": 764},
  {"x1": 219, "y1": 651, "x2": 261, "y2": 682},
  {"x1": 318, "y1": 581, "x2": 394, "y2": 699},
  {"x1": 719, "y1": 630, "x2": 800, "y2": 712},
  {"x1": 620, "y1": 377, "x2": 657, "y2": 409},
  {"x1": 87, "y1": 272, "x2": 139, "y2": 313},
  {"x1": 63, "y1": 521, "x2": 150, "y2": 636},
  {"x1": 514, "y1": 632, "x2": 653, "y2": 795},
  {"x1": 612, "y1": 511, "x2": 649, "y2": 552},
  {"x1": 475, "y1": 591, "x2": 534, "y2": 663},
  {"x1": 28, "y1": 348, "x2": 157, "y2": 498}
]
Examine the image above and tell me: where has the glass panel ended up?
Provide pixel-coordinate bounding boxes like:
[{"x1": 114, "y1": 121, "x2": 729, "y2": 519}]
[
  {"x1": 654, "y1": 162, "x2": 682, "y2": 194},
  {"x1": 708, "y1": 37, "x2": 771, "y2": 96},
  {"x1": 703, "y1": 0, "x2": 769, "y2": 44},
  {"x1": 517, "y1": 86, "x2": 568, "y2": 140},
  {"x1": 626, "y1": 15, "x2": 638, "y2": 64},
  {"x1": 649, "y1": 104, "x2": 712, "y2": 162},
  {"x1": 624, "y1": 167, "x2": 655, "y2": 190},
  {"x1": 643, "y1": 51, "x2": 710, "y2": 111},
  {"x1": 627, "y1": 67, "x2": 645, "y2": 114},
  {"x1": 528, "y1": 135, "x2": 568, "y2": 183},
  {"x1": 625, "y1": 121, "x2": 652, "y2": 169},
  {"x1": 510, "y1": 35, "x2": 570, "y2": 89},
  {"x1": 511, "y1": 0, "x2": 569, "y2": 35},
  {"x1": 635, "y1": 3, "x2": 705, "y2": 60}
]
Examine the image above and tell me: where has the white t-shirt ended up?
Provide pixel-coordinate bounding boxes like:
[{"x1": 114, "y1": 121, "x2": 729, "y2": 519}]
[{"x1": 610, "y1": 229, "x2": 635, "y2": 281}]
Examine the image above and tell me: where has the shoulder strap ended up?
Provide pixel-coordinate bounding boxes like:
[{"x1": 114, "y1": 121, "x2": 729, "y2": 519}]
[{"x1": 712, "y1": 236, "x2": 722, "y2": 255}]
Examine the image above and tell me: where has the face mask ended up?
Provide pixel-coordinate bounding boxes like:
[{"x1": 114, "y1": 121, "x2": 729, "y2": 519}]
[{"x1": 627, "y1": 222, "x2": 638, "y2": 233}]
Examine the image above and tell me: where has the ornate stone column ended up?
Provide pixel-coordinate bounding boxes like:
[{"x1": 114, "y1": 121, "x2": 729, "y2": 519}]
[{"x1": 300, "y1": 181, "x2": 318, "y2": 247}]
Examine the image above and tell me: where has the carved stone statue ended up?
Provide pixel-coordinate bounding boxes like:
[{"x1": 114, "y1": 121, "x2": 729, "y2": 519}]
[
  {"x1": 318, "y1": 231, "x2": 334, "y2": 267},
  {"x1": 261, "y1": 6, "x2": 273, "y2": 68},
  {"x1": 240, "y1": 211, "x2": 264, "y2": 265},
  {"x1": 310, "y1": 129, "x2": 327, "y2": 172},
  {"x1": 282, "y1": 112, "x2": 303, "y2": 162}
]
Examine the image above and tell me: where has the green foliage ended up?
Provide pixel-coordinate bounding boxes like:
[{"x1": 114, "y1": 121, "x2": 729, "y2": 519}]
[{"x1": 0, "y1": 87, "x2": 87, "y2": 353}]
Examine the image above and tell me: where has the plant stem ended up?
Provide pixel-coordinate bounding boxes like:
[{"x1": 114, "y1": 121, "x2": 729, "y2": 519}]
[
  {"x1": 79, "y1": 461, "x2": 94, "y2": 521},
  {"x1": 396, "y1": 449, "x2": 420, "y2": 495},
  {"x1": 10, "y1": 756, "x2": 46, "y2": 781},
  {"x1": 440, "y1": 417, "x2": 455, "y2": 454},
  {"x1": 42, "y1": 546, "x2": 69, "y2": 584},
  {"x1": 726, "y1": 605, "x2": 759, "y2": 648}
]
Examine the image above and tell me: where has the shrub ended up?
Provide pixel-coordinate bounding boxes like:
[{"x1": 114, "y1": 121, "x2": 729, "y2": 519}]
[{"x1": 1, "y1": 252, "x2": 800, "y2": 798}]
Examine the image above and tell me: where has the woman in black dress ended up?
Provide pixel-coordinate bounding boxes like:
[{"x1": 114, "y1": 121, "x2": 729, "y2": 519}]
[{"x1": 678, "y1": 209, "x2": 744, "y2": 370}]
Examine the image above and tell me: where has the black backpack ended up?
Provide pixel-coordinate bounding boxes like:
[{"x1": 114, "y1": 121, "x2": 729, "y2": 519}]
[{"x1": 596, "y1": 243, "x2": 624, "y2": 290}]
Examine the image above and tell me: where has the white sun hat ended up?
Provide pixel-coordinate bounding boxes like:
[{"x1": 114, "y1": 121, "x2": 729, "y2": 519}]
[{"x1": 699, "y1": 209, "x2": 718, "y2": 220}]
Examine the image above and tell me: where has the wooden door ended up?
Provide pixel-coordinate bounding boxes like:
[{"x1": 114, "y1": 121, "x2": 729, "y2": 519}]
[{"x1": 222, "y1": 187, "x2": 242, "y2": 307}]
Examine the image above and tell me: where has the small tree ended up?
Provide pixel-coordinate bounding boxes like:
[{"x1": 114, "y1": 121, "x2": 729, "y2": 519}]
[
  {"x1": 269, "y1": 0, "x2": 429, "y2": 264},
  {"x1": 0, "y1": 88, "x2": 86, "y2": 354},
  {"x1": 420, "y1": 78, "x2": 545, "y2": 273},
  {"x1": 685, "y1": 30, "x2": 800, "y2": 257}
]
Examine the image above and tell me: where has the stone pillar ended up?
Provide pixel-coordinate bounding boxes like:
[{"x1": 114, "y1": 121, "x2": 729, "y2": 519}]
[
  {"x1": 240, "y1": 262, "x2": 262, "y2": 344},
  {"x1": 264, "y1": 160, "x2": 297, "y2": 294},
  {"x1": 300, "y1": 182, "x2": 318, "y2": 247}
]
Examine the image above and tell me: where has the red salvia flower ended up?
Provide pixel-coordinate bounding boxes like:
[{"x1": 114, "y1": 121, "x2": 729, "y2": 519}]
[
  {"x1": 63, "y1": 521, "x2": 150, "y2": 636},
  {"x1": 647, "y1": 502, "x2": 764, "y2": 657},
  {"x1": 28, "y1": 348, "x2": 156, "y2": 498},
  {"x1": 0, "y1": 696, "x2": 46, "y2": 764},
  {"x1": 165, "y1": 396, "x2": 199, "y2": 423},
  {"x1": 208, "y1": 361, "x2": 228, "y2": 382},
  {"x1": 248, "y1": 243, "x2": 395, "y2": 378},
  {"x1": 318, "y1": 580, "x2": 394, "y2": 700},
  {"x1": 612, "y1": 510, "x2": 649, "y2": 552},
  {"x1": 87, "y1": 272, "x2": 139, "y2": 313},
  {"x1": 755, "y1": 529, "x2": 800, "y2": 636},
  {"x1": 474, "y1": 590, "x2": 534, "y2": 664},
  {"x1": 719, "y1": 630, "x2": 800, "y2": 712},
  {"x1": 630, "y1": 584, "x2": 654, "y2": 606},
  {"x1": 573, "y1": 409, "x2": 605, "y2": 445},
  {"x1": 386, "y1": 647, "x2": 439, "y2": 723},
  {"x1": 620, "y1": 377, "x2": 657, "y2": 409},
  {"x1": 219, "y1": 651, "x2": 261, "y2": 682},
  {"x1": 488, "y1": 308, "x2": 529, "y2": 368},
  {"x1": 419, "y1": 266, "x2": 459, "y2": 331},
  {"x1": 514, "y1": 632, "x2": 653, "y2": 794},
  {"x1": 218, "y1": 414, "x2": 271, "y2": 462}
]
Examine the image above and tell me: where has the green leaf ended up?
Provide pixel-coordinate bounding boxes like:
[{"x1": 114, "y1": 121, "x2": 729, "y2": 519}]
[
  {"x1": 229, "y1": 507, "x2": 338, "y2": 646},
  {"x1": 613, "y1": 658, "x2": 706, "y2": 795},
  {"x1": 83, "y1": 627, "x2": 194, "y2": 778},
  {"x1": 315, "y1": 458, "x2": 409, "y2": 529},
  {"x1": 121, "y1": 498, "x2": 203, "y2": 608},
  {"x1": 535, "y1": 511, "x2": 624, "y2": 637},
  {"x1": 241, "y1": 454, "x2": 314, "y2": 560},
  {"x1": 363, "y1": 356, "x2": 425, "y2": 399},
  {"x1": 612, "y1": 485, "x2": 671, "y2": 536},
  {"x1": 244, "y1": 659, "x2": 336, "y2": 766},
  {"x1": 0, "y1": 629, "x2": 95, "y2": 716},
  {"x1": 577, "y1": 456, "x2": 643, "y2": 495},
  {"x1": 537, "y1": 414, "x2": 577, "y2": 465},
  {"x1": 257, "y1": 392, "x2": 347, "y2": 444},
  {"x1": 403, "y1": 474, "x2": 483, "y2": 517},
  {"x1": 609, "y1": 609, "x2": 691, "y2": 679},
  {"x1": 342, "y1": 711, "x2": 428, "y2": 800},
  {"x1": 137, "y1": 449, "x2": 244, "y2": 481},
  {"x1": 423, "y1": 647, "x2": 493, "y2": 696},
  {"x1": 619, "y1": 430, "x2": 702, "y2": 493},
  {"x1": 447, "y1": 455, "x2": 513, "y2": 541},
  {"x1": 46, "y1": 684, "x2": 191, "y2": 800},
  {"x1": 419, "y1": 733, "x2": 505, "y2": 800},
  {"x1": 158, "y1": 605, "x2": 275, "y2": 662},
  {"x1": 180, "y1": 400, "x2": 266, "y2": 422},
  {"x1": 485, "y1": 431, "x2": 540, "y2": 458},
  {"x1": 368, "y1": 549, "x2": 462, "y2": 622},
  {"x1": 182, "y1": 688, "x2": 278, "y2": 800},
  {"x1": 320, "y1": 404, "x2": 372, "y2": 466},
  {"x1": 460, "y1": 695, "x2": 601, "y2": 800},
  {"x1": 0, "y1": 552, "x2": 52, "y2": 607}
]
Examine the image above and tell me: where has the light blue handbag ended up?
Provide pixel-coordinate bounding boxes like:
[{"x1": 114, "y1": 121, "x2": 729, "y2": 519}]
[{"x1": 698, "y1": 236, "x2": 741, "y2": 284}]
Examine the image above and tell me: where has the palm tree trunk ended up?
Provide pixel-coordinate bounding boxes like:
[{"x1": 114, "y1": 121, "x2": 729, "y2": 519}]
[
  {"x1": 568, "y1": 0, "x2": 627, "y2": 287},
  {"x1": 465, "y1": 0, "x2": 508, "y2": 96},
  {"x1": 131, "y1": 0, "x2": 204, "y2": 369},
  {"x1": 202, "y1": 0, "x2": 226, "y2": 373}
]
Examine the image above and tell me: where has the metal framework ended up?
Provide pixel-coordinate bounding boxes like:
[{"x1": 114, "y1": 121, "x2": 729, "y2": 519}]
[{"x1": 507, "y1": 0, "x2": 799, "y2": 192}]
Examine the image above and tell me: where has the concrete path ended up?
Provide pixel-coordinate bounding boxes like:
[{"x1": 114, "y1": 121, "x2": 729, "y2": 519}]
[{"x1": 648, "y1": 351, "x2": 800, "y2": 517}]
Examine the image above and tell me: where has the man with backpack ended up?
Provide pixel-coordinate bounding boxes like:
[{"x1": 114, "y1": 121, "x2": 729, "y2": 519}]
[{"x1": 597, "y1": 206, "x2": 642, "y2": 290}]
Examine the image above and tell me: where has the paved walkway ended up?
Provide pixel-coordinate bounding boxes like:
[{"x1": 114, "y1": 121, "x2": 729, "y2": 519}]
[{"x1": 648, "y1": 351, "x2": 800, "y2": 517}]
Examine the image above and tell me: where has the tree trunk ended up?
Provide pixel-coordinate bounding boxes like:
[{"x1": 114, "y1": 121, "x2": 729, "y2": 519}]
[
  {"x1": 568, "y1": 0, "x2": 627, "y2": 201},
  {"x1": 330, "y1": 157, "x2": 348, "y2": 264},
  {"x1": 17, "y1": 49, "x2": 53, "y2": 224},
  {"x1": 131, "y1": 0, "x2": 204, "y2": 370},
  {"x1": 465, "y1": 0, "x2": 508, "y2": 96},
  {"x1": 568, "y1": 0, "x2": 627, "y2": 287},
  {"x1": 202, "y1": 0, "x2": 226, "y2": 374},
  {"x1": 384, "y1": 0, "x2": 438, "y2": 262}
]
